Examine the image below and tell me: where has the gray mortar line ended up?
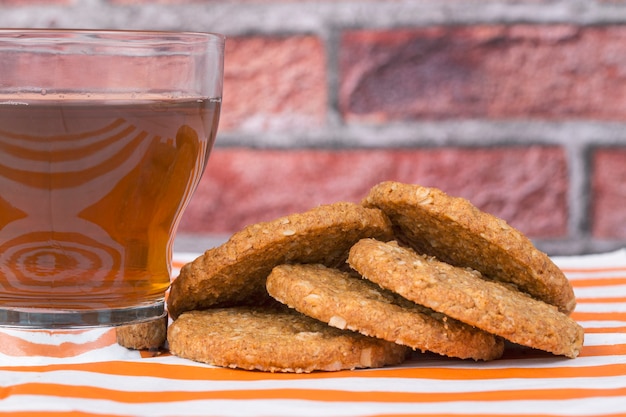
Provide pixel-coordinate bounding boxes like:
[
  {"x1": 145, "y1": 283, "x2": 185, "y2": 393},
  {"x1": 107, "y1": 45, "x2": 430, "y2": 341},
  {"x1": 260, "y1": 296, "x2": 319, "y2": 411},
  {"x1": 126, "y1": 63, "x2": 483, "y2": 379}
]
[{"x1": 2, "y1": 1, "x2": 626, "y2": 34}]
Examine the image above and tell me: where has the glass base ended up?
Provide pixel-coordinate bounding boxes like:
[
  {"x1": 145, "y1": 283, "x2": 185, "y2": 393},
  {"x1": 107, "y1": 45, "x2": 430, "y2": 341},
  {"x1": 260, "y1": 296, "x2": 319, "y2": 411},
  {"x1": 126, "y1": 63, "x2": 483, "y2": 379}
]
[{"x1": 0, "y1": 300, "x2": 165, "y2": 329}]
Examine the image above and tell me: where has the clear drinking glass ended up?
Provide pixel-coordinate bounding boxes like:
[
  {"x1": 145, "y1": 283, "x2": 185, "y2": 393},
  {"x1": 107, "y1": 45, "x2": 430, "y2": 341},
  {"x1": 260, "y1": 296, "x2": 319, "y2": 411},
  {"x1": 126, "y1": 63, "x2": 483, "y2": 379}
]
[{"x1": 0, "y1": 29, "x2": 224, "y2": 328}]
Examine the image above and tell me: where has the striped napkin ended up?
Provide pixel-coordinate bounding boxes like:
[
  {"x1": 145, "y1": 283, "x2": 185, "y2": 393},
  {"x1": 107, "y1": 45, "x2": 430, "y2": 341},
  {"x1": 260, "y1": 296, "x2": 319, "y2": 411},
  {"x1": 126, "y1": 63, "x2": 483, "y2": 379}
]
[{"x1": 0, "y1": 249, "x2": 625, "y2": 417}]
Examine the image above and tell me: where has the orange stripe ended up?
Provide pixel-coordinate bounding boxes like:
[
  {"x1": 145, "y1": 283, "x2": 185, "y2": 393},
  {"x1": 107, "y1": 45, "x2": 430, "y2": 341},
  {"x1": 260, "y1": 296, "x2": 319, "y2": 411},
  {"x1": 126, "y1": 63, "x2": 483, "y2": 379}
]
[
  {"x1": 570, "y1": 277, "x2": 626, "y2": 287},
  {"x1": 577, "y1": 297, "x2": 626, "y2": 303},
  {"x1": 3, "y1": 413, "x2": 626, "y2": 417},
  {"x1": 5, "y1": 361, "x2": 626, "y2": 382},
  {"x1": 579, "y1": 344, "x2": 626, "y2": 357},
  {"x1": 583, "y1": 326, "x2": 626, "y2": 333},
  {"x1": 562, "y1": 266, "x2": 626, "y2": 274},
  {"x1": 5, "y1": 382, "x2": 626, "y2": 404},
  {"x1": 0, "y1": 329, "x2": 116, "y2": 357},
  {"x1": 171, "y1": 260, "x2": 187, "y2": 269},
  {"x1": 365, "y1": 363, "x2": 626, "y2": 381},
  {"x1": 138, "y1": 349, "x2": 169, "y2": 359},
  {"x1": 571, "y1": 311, "x2": 626, "y2": 321}
]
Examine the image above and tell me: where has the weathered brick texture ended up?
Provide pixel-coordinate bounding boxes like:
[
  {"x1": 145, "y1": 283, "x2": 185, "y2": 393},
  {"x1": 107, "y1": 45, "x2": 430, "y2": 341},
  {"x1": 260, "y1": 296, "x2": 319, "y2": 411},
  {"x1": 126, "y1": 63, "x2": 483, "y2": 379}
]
[
  {"x1": 340, "y1": 25, "x2": 626, "y2": 122},
  {"x1": 592, "y1": 148, "x2": 626, "y2": 239},
  {"x1": 180, "y1": 146, "x2": 568, "y2": 238},
  {"x1": 221, "y1": 35, "x2": 327, "y2": 132},
  {"x1": 2, "y1": 2, "x2": 626, "y2": 253}
]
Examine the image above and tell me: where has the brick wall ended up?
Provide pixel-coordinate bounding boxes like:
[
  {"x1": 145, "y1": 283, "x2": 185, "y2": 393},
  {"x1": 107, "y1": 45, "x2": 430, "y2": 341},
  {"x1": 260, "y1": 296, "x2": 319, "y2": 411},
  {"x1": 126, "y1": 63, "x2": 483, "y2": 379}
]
[{"x1": 2, "y1": 0, "x2": 626, "y2": 255}]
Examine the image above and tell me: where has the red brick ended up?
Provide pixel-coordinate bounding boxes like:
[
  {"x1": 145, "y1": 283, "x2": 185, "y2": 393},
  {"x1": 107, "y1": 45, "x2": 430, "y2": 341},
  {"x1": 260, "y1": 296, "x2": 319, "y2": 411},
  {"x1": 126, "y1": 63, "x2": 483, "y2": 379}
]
[
  {"x1": 179, "y1": 146, "x2": 568, "y2": 238},
  {"x1": 220, "y1": 35, "x2": 327, "y2": 132},
  {"x1": 340, "y1": 25, "x2": 626, "y2": 122},
  {"x1": 591, "y1": 148, "x2": 626, "y2": 239}
]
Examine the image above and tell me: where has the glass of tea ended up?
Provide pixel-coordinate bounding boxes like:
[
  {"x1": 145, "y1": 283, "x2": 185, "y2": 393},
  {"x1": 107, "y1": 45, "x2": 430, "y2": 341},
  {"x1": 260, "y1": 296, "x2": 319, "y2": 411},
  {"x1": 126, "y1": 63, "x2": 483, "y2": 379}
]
[{"x1": 0, "y1": 29, "x2": 224, "y2": 328}]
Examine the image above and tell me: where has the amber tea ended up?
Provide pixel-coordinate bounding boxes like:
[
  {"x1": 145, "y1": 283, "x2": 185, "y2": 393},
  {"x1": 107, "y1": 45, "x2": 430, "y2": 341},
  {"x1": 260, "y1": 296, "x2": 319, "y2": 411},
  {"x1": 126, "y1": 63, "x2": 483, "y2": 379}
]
[
  {"x1": 0, "y1": 29, "x2": 224, "y2": 327},
  {"x1": 0, "y1": 97, "x2": 220, "y2": 326}
]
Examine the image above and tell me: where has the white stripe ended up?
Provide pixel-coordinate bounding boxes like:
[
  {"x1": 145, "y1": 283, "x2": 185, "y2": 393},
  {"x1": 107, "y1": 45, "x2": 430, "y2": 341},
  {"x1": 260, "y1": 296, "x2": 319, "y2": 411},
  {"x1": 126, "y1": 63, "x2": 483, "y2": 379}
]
[
  {"x1": 579, "y1": 320, "x2": 626, "y2": 329},
  {"x1": 0, "y1": 327, "x2": 113, "y2": 346},
  {"x1": 566, "y1": 270, "x2": 626, "y2": 280},
  {"x1": 0, "y1": 344, "x2": 141, "y2": 366},
  {"x1": 573, "y1": 302, "x2": 626, "y2": 313},
  {"x1": 552, "y1": 248, "x2": 626, "y2": 270},
  {"x1": 173, "y1": 252, "x2": 201, "y2": 264},
  {"x1": 582, "y1": 332, "x2": 626, "y2": 346},
  {"x1": 2, "y1": 396, "x2": 626, "y2": 417},
  {"x1": 575, "y1": 285, "x2": 626, "y2": 298}
]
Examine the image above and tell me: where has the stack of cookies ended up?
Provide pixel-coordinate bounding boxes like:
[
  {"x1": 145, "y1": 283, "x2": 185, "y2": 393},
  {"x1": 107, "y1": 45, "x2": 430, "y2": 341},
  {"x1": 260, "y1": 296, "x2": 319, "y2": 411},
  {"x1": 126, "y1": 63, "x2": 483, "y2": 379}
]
[{"x1": 117, "y1": 181, "x2": 584, "y2": 372}]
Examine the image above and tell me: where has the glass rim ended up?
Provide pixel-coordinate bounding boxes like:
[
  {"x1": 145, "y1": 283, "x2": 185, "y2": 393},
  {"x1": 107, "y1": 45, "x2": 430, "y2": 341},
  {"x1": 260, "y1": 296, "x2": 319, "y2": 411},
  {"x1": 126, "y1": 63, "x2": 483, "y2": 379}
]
[{"x1": 0, "y1": 28, "x2": 226, "y2": 45}]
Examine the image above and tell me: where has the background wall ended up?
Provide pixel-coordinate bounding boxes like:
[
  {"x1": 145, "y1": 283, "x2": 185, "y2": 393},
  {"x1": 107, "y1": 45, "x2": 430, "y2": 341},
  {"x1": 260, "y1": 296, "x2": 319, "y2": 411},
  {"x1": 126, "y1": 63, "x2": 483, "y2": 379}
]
[{"x1": 2, "y1": 0, "x2": 626, "y2": 255}]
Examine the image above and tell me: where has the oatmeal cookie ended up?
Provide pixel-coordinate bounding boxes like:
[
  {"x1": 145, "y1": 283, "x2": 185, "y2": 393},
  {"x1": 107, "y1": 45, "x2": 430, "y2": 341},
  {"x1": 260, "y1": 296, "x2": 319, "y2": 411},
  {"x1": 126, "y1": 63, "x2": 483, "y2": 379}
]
[
  {"x1": 363, "y1": 181, "x2": 576, "y2": 314},
  {"x1": 266, "y1": 263, "x2": 504, "y2": 361},
  {"x1": 167, "y1": 202, "x2": 393, "y2": 319},
  {"x1": 167, "y1": 306, "x2": 409, "y2": 372},
  {"x1": 348, "y1": 239, "x2": 584, "y2": 358}
]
